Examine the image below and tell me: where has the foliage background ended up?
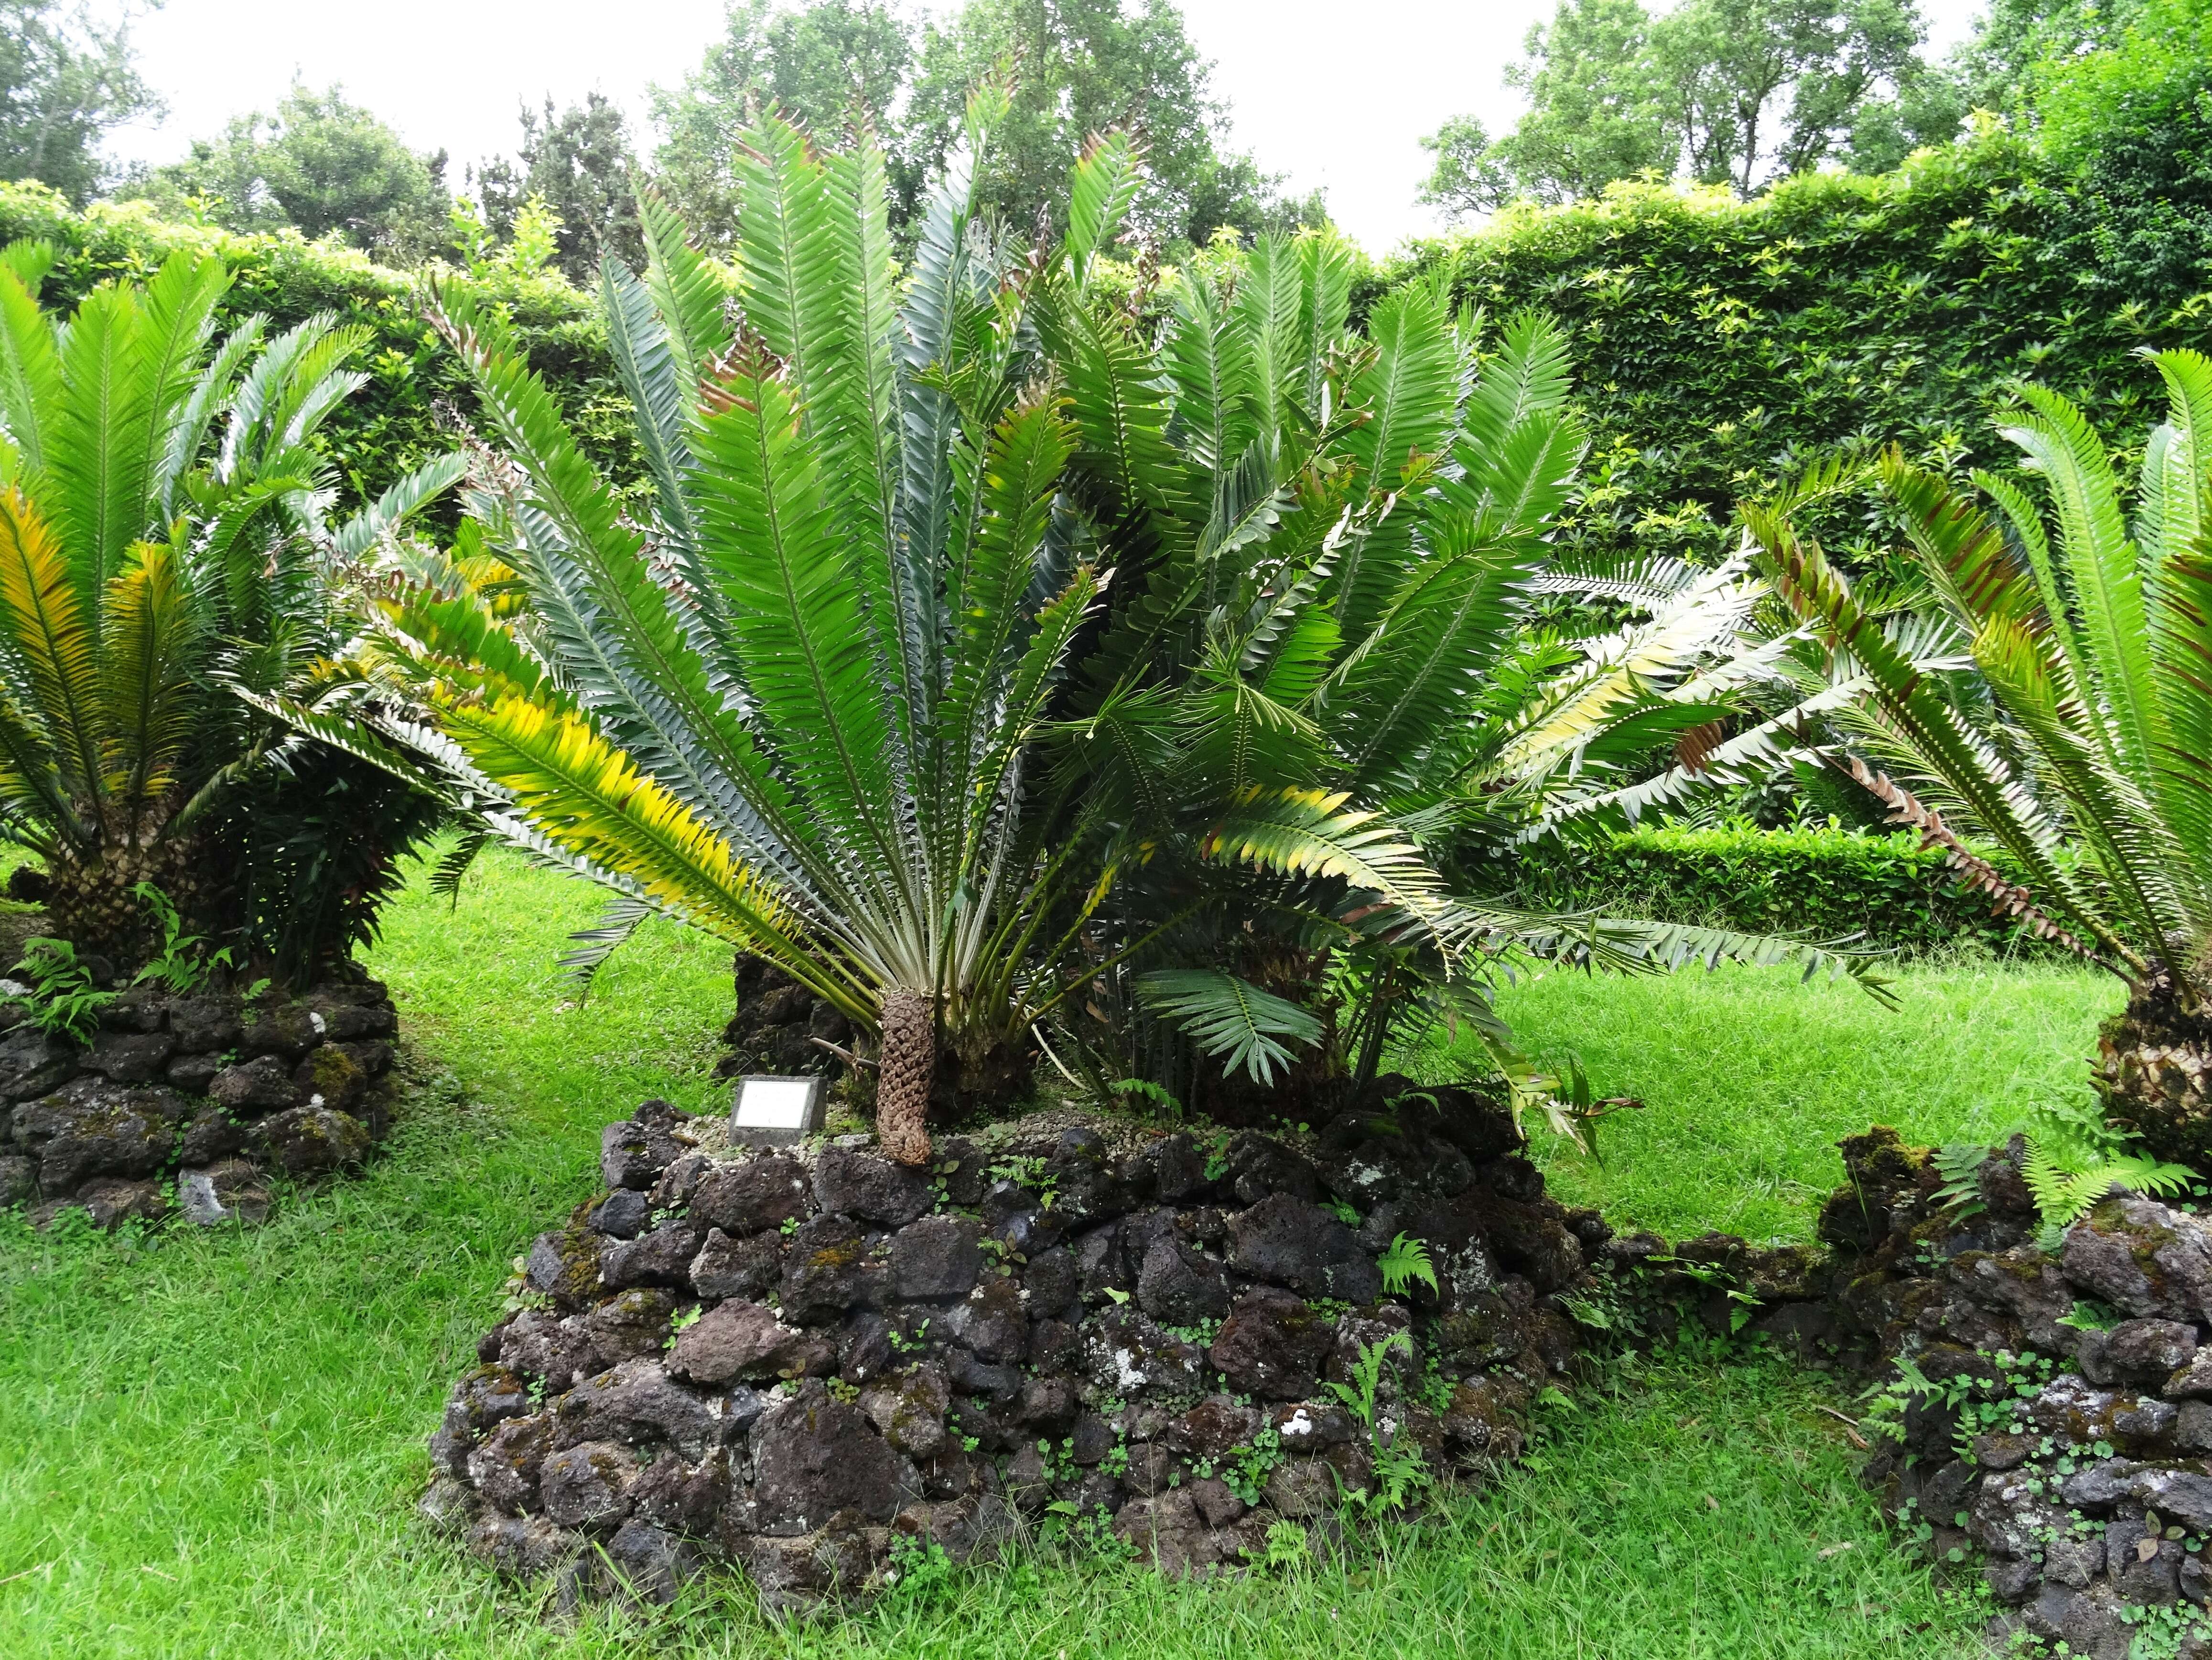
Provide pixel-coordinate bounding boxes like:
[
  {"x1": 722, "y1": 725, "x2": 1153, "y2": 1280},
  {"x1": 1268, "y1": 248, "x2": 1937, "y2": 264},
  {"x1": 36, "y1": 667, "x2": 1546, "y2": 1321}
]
[
  {"x1": 1369, "y1": 126, "x2": 2212, "y2": 569},
  {"x1": 1476, "y1": 822, "x2": 2066, "y2": 954},
  {"x1": 0, "y1": 181, "x2": 644, "y2": 509}
]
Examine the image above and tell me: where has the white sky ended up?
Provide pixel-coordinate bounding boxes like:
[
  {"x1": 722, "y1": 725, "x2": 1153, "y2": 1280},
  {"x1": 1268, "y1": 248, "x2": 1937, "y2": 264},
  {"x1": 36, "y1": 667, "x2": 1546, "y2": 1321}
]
[{"x1": 103, "y1": 0, "x2": 1991, "y2": 257}]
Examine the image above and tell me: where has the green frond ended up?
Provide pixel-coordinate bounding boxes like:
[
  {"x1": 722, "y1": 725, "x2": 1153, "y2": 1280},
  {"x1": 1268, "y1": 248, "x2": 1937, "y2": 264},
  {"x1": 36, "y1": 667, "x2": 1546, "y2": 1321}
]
[{"x1": 1133, "y1": 967, "x2": 1324, "y2": 1084}]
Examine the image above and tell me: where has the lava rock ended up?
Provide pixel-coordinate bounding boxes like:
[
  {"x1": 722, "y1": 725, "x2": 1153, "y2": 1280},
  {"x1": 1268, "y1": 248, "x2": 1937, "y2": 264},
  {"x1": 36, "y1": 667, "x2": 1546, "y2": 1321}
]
[
  {"x1": 166, "y1": 993, "x2": 242, "y2": 1054},
  {"x1": 469, "y1": 1413, "x2": 555, "y2": 1514},
  {"x1": 751, "y1": 1380, "x2": 920, "y2": 1534},
  {"x1": 1083, "y1": 1306, "x2": 1206, "y2": 1401},
  {"x1": 526, "y1": 1230, "x2": 605, "y2": 1313},
  {"x1": 1224, "y1": 1133, "x2": 1319, "y2": 1208},
  {"x1": 1226, "y1": 1193, "x2": 1382, "y2": 1303},
  {"x1": 668, "y1": 1300, "x2": 832, "y2": 1385},
  {"x1": 860, "y1": 1363, "x2": 951, "y2": 1459},
  {"x1": 1136, "y1": 1237, "x2": 1231, "y2": 1327},
  {"x1": 691, "y1": 1154, "x2": 811, "y2": 1236},
  {"x1": 78, "y1": 1175, "x2": 169, "y2": 1229},
  {"x1": 599, "y1": 1219, "x2": 705, "y2": 1291},
  {"x1": 948, "y1": 1272, "x2": 1028, "y2": 1365},
  {"x1": 889, "y1": 1216, "x2": 983, "y2": 1301},
  {"x1": 552, "y1": 1359, "x2": 722, "y2": 1460},
  {"x1": 780, "y1": 1216, "x2": 885, "y2": 1324},
  {"x1": 590, "y1": 1188, "x2": 652, "y2": 1240},
  {"x1": 587, "y1": 1289, "x2": 679, "y2": 1361},
  {"x1": 540, "y1": 1441, "x2": 641, "y2": 1533},
  {"x1": 176, "y1": 1107, "x2": 246, "y2": 1165},
  {"x1": 2063, "y1": 1197, "x2": 2212, "y2": 1326},
  {"x1": 175, "y1": 1159, "x2": 271, "y2": 1226},
  {"x1": 239, "y1": 1002, "x2": 320, "y2": 1060},
  {"x1": 688, "y1": 1226, "x2": 785, "y2": 1301},
  {"x1": 630, "y1": 1449, "x2": 733, "y2": 1538},
  {"x1": 294, "y1": 1045, "x2": 367, "y2": 1115},
  {"x1": 13, "y1": 1081, "x2": 187, "y2": 1193},
  {"x1": 209, "y1": 1055, "x2": 302, "y2": 1115},
  {"x1": 0, "y1": 1029, "x2": 76, "y2": 1101},
  {"x1": 81, "y1": 1029, "x2": 174, "y2": 1084},
  {"x1": 499, "y1": 1311, "x2": 605, "y2": 1395},
  {"x1": 1209, "y1": 1287, "x2": 1330, "y2": 1400},
  {"x1": 600, "y1": 1105, "x2": 692, "y2": 1192},
  {"x1": 251, "y1": 1104, "x2": 371, "y2": 1177},
  {"x1": 814, "y1": 1146, "x2": 932, "y2": 1226}
]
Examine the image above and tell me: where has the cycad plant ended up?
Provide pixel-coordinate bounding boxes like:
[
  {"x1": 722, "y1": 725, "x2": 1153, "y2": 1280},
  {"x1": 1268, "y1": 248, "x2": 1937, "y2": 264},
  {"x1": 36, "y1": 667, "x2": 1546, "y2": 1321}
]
[
  {"x1": 1745, "y1": 351, "x2": 2212, "y2": 1167},
  {"x1": 320, "y1": 104, "x2": 1121, "y2": 1163},
  {"x1": 0, "y1": 241, "x2": 458, "y2": 971},
  {"x1": 1029, "y1": 179, "x2": 1889, "y2": 1111}
]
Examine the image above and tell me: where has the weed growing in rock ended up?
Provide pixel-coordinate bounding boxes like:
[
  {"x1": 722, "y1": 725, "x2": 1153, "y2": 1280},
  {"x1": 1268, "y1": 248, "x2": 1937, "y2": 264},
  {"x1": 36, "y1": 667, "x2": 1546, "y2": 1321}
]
[
  {"x1": 12, "y1": 936, "x2": 116, "y2": 1041},
  {"x1": 1376, "y1": 1234, "x2": 1436, "y2": 1298},
  {"x1": 129, "y1": 883, "x2": 234, "y2": 995}
]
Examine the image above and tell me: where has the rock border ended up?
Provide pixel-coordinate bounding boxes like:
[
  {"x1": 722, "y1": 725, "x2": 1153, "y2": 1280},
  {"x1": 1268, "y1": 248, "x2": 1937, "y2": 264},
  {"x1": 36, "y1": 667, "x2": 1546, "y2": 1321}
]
[
  {"x1": 1589, "y1": 1128, "x2": 2212, "y2": 1660},
  {"x1": 0, "y1": 976, "x2": 400, "y2": 1230},
  {"x1": 423, "y1": 1080, "x2": 1606, "y2": 1618}
]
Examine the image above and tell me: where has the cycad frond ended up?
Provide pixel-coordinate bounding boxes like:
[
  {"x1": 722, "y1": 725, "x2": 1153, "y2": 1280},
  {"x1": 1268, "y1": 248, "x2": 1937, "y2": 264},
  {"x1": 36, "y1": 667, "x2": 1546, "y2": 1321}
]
[{"x1": 1134, "y1": 967, "x2": 1324, "y2": 1084}]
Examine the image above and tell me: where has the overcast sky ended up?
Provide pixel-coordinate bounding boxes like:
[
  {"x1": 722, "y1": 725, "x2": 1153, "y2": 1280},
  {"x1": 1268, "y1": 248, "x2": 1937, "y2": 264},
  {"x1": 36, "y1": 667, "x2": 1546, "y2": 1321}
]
[{"x1": 105, "y1": 0, "x2": 1992, "y2": 255}]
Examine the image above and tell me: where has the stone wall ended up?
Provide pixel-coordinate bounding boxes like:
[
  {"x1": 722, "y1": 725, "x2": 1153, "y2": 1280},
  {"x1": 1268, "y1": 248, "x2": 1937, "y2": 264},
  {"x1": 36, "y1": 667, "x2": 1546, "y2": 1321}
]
[
  {"x1": 0, "y1": 976, "x2": 399, "y2": 1230},
  {"x1": 1601, "y1": 1129, "x2": 2212, "y2": 1660},
  {"x1": 422, "y1": 1079, "x2": 1606, "y2": 1617}
]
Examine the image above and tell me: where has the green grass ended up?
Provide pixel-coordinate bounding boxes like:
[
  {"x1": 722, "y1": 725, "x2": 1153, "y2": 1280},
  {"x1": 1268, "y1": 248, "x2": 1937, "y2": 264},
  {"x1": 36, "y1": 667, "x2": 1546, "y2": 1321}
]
[
  {"x1": 0, "y1": 850, "x2": 2000, "y2": 1657},
  {"x1": 1426, "y1": 954, "x2": 2122, "y2": 1244}
]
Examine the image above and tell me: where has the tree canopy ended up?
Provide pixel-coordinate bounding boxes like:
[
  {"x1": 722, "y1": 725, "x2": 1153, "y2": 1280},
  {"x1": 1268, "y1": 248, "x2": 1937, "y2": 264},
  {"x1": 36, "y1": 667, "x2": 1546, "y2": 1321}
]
[
  {"x1": 0, "y1": 0, "x2": 159, "y2": 205},
  {"x1": 132, "y1": 83, "x2": 448, "y2": 256}
]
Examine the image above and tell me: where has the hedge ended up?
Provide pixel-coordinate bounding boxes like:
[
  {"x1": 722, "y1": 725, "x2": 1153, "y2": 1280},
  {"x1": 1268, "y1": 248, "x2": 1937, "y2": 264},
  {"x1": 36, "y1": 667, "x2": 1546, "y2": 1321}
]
[
  {"x1": 1367, "y1": 127, "x2": 2212, "y2": 569},
  {"x1": 0, "y1": 182, "x2": 645, "y2": 511},
  {"x1": 1474, "y1": 823, "x2": 2078, "y2": 956}
]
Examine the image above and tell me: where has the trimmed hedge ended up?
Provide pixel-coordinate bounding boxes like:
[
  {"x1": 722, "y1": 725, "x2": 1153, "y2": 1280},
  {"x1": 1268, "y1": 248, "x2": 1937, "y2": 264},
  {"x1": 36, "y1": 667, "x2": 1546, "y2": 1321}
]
[
  {"x1": 0, "y1": 183, "x2": 646, "y2": 510},
  {"x1": 1475, "y1": 823, "x2": 2073, "y2": 955},
  {"x1": 1368, "y1": 129, "x2": 2212, "y2": 569}
]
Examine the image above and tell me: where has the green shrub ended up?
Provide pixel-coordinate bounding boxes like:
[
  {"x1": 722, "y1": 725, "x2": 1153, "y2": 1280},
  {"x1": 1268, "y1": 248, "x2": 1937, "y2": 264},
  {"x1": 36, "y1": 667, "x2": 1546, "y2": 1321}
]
[
  {"x1": 1477, "y1": 823, "x2": 2069, "y2": 955},
  {"x1": 1370, "y1": 127, "x2": 2212, "y2": 568},
  {"x1": 0, "y1": 182, "x2": 651, "y2": 510}
]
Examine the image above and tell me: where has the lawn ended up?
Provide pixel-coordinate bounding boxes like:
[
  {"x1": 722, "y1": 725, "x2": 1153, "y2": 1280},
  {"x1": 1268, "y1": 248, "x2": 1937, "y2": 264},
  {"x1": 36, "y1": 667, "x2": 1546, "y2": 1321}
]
[
  {"x1": 1441, "y1": 953, "x2": 2124, "y2": 1243},
  {"x1": 0, "y1": 849, "x2": 2019, "y2": 1657}
]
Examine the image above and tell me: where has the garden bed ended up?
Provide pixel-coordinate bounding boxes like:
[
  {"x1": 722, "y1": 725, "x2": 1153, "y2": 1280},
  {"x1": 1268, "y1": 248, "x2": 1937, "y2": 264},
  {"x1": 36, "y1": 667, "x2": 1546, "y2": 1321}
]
[
  {"x1": 425, "y1": 1080, "x2": 1603, "y2": 1617},
  {"x1": 0, "y1": 973, "x2": 401, "y2": 1230}
]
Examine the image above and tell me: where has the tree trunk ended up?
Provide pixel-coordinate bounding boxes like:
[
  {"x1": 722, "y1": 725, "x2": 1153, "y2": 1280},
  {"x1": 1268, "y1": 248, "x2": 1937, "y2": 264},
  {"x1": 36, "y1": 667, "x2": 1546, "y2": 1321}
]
[
  {"x1": 41, "y1": 838, "x2": 219, "y2": 974},
  {"x1": 876, "y1": 988, "x2": 935, "y2": 1167},
  {"x1": 2094, "y1": 975, "x2": 2212, "y2": 1171}
]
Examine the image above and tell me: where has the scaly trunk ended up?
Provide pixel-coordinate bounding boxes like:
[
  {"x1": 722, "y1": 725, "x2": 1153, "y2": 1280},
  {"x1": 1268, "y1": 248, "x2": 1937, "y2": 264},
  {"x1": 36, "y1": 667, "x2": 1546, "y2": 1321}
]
[
  {"x1": 2095, "y1": 974, "x2": 2212, "y2": 1171},
  {"x1": 876, "y1": 987, "x2": 935, "y2": 1167},
  {"x1": 41, "y1": 838, "x2": 220, "y2": 974}
]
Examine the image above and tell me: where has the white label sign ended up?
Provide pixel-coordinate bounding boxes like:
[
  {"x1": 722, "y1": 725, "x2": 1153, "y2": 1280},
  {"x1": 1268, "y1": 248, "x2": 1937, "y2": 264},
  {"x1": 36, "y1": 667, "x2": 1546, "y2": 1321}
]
[{"x1": 734, "y1": 1076, "x2": 820, "y2": 1132}]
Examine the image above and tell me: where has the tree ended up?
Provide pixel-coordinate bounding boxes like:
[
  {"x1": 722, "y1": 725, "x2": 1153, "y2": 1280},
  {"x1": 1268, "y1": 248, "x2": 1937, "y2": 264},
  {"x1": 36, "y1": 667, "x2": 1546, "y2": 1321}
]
[
  {"x1": 651, "y1": 0, "x2": 916, "y2": 248},
  {"x1": 1421, "y1": 0, "x2": 1668, "y2": 220},
  {"x1": 0, "y1": 0, "x2": 159, "y2": 205},
  {"x1": 477, "y1": 94, "x2": 643, "y2": 284},
  {"x1": 1421, "y1": 0, "x2": 1935, "y2": 211},
  {"x1": 138, "y1": 84, "x2": 448, "y2": 257},
  {"x1": 1650, "y1": 0, "x2": 1928, "y2": 195},
  {"x1": 904, "y1": 0, "x2": 1303, "y2": 250}
]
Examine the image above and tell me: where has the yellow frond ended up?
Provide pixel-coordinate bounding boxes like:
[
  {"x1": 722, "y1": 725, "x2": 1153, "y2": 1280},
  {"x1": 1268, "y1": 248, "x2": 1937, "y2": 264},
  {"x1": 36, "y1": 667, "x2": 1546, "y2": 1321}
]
[
  {"x1": 436, "y1": 691, "x2": 804, "y2": 952},
  {"x1": 0, "y1": 484, "x2": 99, "y2": 797}
]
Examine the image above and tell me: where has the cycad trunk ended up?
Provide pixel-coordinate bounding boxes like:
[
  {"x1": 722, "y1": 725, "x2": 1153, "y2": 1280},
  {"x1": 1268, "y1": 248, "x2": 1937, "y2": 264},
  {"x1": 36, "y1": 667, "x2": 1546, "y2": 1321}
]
[
  {"x1": 2095, "y1": 977, "x2": 2212, "y2": 1170},
  {"x1": 877, "y1": 988, "x2": 935, "y2": 1167},
  {"x1": 42, "y1": 839, "x2": 217, "y2": 972}
]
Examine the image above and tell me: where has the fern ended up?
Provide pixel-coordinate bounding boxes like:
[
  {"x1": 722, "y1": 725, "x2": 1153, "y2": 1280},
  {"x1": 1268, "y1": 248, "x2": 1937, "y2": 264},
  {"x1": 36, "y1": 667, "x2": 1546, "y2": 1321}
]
[
  {"x1": 2019, "y1": 1130, "x2": 2197, "y2": 1227},
  {"x1": 1377, "y1": 1233, "x2": 1437, "y2": 1298},
  {"x1": 1930, "y1": 1143, "x2": 1992, "y2": 1220}
]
